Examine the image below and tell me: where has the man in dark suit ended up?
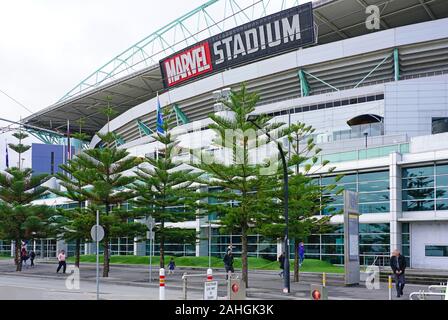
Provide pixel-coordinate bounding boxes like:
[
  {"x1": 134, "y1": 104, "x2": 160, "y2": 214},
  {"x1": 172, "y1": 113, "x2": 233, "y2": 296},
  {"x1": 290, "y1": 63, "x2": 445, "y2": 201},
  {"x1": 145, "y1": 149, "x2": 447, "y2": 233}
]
[{"x1": 390, "y1": 249, "x2": 406, "y2": 298}]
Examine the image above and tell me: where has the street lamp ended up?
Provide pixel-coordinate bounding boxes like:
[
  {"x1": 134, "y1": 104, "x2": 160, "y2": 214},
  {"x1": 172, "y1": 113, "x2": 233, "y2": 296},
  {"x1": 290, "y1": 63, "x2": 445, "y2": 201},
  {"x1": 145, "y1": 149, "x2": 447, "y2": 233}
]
[
  {"x1": 246, "y1": 114, "x2": 290, "y2": 294},
  {"x1": 363, "y1": 131, "x2": 369, "y2": 149}
]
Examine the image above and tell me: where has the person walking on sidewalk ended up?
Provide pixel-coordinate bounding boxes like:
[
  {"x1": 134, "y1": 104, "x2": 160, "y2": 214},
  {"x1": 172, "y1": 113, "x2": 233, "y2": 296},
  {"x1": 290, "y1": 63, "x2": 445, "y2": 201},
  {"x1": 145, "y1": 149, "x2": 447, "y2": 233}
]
[
  {"x1": 223, "y1": 249, "x2": 234, "y2": 279},
  {"x1": 278, "y1": 252, "x2": 285, "y2": 278},
  {"x1": 29, "y1": 250, "x2": 36, "y2": 267},
  {"x1": 298, "y1": 242, "x2": 305, "y2": 267},
  {"x1": 56, "y1": 250, "x2": 67, "y2": 274},
  {"x1": 390, "y1": 249, "x2": 406, "y2": 298},
  {"x1": 168, "y1": 257, "x2": 176, "y2": 275}
]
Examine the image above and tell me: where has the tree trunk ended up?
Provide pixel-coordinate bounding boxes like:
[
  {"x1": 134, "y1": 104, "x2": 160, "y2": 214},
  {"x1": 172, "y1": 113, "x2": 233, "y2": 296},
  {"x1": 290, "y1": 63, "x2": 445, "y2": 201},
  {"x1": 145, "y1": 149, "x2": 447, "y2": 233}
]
[
  {"x1": 103, "y1": 237, "x2": 109, "y2": 277},
  {"x1": 75, "y1": 238, "x2": 81, "y2": 268},
  {"x1": 160, "y1": 231, "x2": 165, "y2": 268},
  {"x1": 15, "y1": 239, "x2": 22, "y2": 272},
  {"x1": 241, "y1": 229, "x2": 249, "y2": 288},
  {"x1": 293, "y1": 239, "x2": 299, "y2": 282}
]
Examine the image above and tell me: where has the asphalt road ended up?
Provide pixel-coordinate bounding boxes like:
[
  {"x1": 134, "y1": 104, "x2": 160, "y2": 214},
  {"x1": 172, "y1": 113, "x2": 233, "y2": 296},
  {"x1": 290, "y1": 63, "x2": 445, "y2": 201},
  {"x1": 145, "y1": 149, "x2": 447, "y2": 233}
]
[{"x1": 0, "y1": 259, "x2": 436, "y2": 300}]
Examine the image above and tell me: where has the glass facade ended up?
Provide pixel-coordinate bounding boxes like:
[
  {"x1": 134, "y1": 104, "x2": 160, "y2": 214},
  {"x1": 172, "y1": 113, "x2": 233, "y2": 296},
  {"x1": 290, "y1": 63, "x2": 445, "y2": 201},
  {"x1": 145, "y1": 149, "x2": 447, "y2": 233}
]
[
  {"x1": 425, "y1": 245, "x2": 448, "y2": 257},
  {"x1": 319, "y1": 170, "x2": 390, "y2": 215},
  {"x1": 303, "y1": 223, "x2": 390, "y2": 265},
  {"x1": 402, "y1": 163, "x2": 448, "y2": 212},
  {"x1": 401, "y1": 223, "x2": 410, "y2": 266},
  {"x1": 0, "y1": 240, "x2": 11, "y2": 256}
]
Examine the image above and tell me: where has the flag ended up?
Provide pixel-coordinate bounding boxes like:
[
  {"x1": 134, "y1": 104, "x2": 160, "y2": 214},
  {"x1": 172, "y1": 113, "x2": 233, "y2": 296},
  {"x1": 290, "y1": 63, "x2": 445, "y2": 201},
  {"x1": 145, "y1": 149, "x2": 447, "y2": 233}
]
[
  {"x1": 156, "y1": 93, "x2": 165, "y2": 134},
  {"x1": 67, "y1": 119, "x2": 71, "y2": 161},
  {"x1": 173, "y1": 104, "x2": 189, "y2": 125},
  {"x1": 5, "y1": 142, "x2": 9, "y2": 168}
]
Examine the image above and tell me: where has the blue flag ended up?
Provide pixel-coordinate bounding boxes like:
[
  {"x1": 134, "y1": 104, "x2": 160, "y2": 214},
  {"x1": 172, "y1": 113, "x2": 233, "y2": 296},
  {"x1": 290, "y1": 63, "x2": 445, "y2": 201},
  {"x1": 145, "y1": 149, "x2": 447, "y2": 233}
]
[
  {"x1": 156, "y1": 94, "x2": 165, "y2": 134},
  {"x1": 5, "y1": 142, "x2": 9, "y2": 168}
]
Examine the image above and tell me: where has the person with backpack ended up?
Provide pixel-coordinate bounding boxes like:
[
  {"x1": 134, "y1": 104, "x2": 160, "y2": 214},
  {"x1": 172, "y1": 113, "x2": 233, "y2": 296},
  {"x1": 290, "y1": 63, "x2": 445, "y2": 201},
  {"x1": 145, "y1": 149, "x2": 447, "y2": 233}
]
[
  {"x1": 20, "y1": 246, "x2": 29, "y2": 268},
  {"x1": 168, "y1": 257, "x2": 176, "y2": 275},
  {"x1": 223, "y1": 249, "x2": 234, "y2": 279},
  {"x1": 29, "y1": 250, "x2": 36, "y2": 267}
]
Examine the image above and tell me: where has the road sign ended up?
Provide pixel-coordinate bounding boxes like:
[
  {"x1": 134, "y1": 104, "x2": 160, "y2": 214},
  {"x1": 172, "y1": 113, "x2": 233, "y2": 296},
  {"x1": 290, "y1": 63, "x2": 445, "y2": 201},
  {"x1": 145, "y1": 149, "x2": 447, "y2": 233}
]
[
  {"x1": 144, "y1": 216, "x2": 155, "y2": 230},
  {"x1": 146, "y1": 231, "x2": 155, "y2": 240},
  {"x1": 90, "y1": 225, "x2": 105, "y2": 242},
  {"x1": 204, "y1": 281, "x2": 218, "y2": 300}
]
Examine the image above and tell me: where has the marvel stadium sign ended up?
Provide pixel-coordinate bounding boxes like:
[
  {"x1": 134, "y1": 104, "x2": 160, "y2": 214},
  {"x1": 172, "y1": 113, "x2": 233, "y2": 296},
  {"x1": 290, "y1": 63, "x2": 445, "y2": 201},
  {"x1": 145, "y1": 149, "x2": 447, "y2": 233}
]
[{"x1": 160, "y1": 2, "x2": 315, "y2": 88}]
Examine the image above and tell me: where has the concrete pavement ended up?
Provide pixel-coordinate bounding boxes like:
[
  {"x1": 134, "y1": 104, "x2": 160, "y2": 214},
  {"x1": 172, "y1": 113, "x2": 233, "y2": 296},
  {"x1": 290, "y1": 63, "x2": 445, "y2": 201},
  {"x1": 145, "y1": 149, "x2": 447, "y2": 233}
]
[{"x1": 0, "y1": 258, "x2": 437, "y2": 300}]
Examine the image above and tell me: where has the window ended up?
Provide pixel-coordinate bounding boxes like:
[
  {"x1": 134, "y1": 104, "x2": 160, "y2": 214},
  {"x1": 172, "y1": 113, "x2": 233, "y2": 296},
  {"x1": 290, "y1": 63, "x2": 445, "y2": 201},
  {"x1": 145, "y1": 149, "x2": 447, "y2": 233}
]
[
  {"x1": 375, "y1": 94, "x2": 384, "y2": 100},
  {"x1": 334, "y1": 100, "x2": 341, "y2": 107},
  {"x1": 425, "y1": 245, "x2": 448, "y2": 257}
]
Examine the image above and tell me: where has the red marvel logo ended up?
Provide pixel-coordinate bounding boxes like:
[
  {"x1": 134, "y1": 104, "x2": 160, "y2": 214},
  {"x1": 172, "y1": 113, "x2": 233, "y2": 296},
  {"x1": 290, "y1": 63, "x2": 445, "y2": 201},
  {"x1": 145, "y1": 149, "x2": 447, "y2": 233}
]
[{"x1": 162, "y1": 41, "x2": 213, "y2": 87}]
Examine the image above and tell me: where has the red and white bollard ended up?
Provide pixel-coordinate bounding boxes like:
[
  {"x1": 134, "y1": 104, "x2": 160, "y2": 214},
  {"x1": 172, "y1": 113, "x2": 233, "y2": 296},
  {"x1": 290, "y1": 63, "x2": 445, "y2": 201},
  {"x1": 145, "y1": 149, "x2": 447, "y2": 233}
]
[
  {"x1": 159, "y1": 268, "x2": 166, "y2": 300},
  {"x1": 207, "y1": 268, "x2": 213, "y2": 281}
]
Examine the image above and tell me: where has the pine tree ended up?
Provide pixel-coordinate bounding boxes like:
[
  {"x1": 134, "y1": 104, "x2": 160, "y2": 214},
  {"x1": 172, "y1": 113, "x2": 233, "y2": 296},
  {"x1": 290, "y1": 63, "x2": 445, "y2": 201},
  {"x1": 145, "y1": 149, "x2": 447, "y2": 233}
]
[
  {"x1": 132, "y1": 107, "x2": 201, "y2": 268},
  {"x1": 258, "y1": 123, "x2": 343, "y2": 282},
  {"x1": 189, "y1": 84, "x2": 283, "y2": 287},
  {"x1": 0, "y1": 130, "x2": 53, "y2": 271},
  {"x1": 51, "y1": 157, "x2": 92, "y2": 268}
]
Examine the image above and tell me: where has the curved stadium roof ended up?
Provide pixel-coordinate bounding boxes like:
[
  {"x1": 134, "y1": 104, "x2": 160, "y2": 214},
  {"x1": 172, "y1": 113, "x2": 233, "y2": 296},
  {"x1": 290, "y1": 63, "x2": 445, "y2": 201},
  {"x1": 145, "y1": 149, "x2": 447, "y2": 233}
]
[{"x1": 23, "y1": 0, "x2": 448, "y2": 137}]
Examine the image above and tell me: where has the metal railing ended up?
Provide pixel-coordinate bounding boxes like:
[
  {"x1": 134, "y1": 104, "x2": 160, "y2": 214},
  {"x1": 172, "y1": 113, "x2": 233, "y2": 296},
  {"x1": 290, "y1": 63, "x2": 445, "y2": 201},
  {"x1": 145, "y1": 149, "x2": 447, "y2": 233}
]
[
  {"x1": 409, "y1": 283, "x2": 448, "y2": 300},
  {"x1": 181, "y1": 271, "x2": 238, "y2": 300}
]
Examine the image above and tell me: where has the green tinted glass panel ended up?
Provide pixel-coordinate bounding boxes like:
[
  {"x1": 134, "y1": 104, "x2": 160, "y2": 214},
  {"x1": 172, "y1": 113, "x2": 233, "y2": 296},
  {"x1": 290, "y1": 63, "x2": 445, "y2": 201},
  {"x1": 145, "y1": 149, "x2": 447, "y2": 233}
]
[
  {"x1": 402, "y1": 200, "x2": 434, "y2": 211},
  {"x1": 402, "y1": 189, "x2": 434, "y2": 200},
  {"x1": 322, "y1": 174, "x2": 356, "y2": 185},
  {"x1": 360, "y1": 223, "x2": 390, "y2": 233},
  {"x1": 402, "y1": 176, "x2": 434, "y2": 189},
  {"x1": 359, "y1": 234, "x2": 390, "y2": 245},
  {"x1": 359, "y1": 202, "x2": 389, "y2": 213},
  {"x1": 400, "y1": 144, "x2": 410, "y2": 153},
  {"x1": 436, "y1": 163, "x2": 448, "y2": 175},
  {"x1": 402, "y1": 165, "x2": 434, "y2": 178},
  {"x1": 359, "y1": 192, "x2": 389, "y2": 203},
  {"x1": 436, "y1": 199, "x2": 448, "y2": 210},
  {"x1": 358, "y1": 171, "x2": 389, "y2": 182},
  {"x1": 358, "y1": 180, "x2": 389, "y2": 192},
  {"x1": 401, "y1": 223, "x2": 409, "y2": 233},
  {"x1": 425, "y1": 246, "x2": 448, "y2": 257},
  {"x1": 436, "y1": 187, "x2": 448, "y2": 199},
  {"x1": 436, "y1": 175, "x2": 448, "y2": 187}
]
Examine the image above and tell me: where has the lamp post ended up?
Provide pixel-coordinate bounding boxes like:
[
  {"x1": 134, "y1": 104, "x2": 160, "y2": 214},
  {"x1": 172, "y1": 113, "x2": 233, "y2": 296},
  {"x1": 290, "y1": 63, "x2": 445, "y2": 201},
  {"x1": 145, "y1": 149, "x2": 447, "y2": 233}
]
[
  {"x1": 363, "y1": 131, "x2": 368, "y2": 149},
  {"x1": 246, "y1": 114, "x2": 290, "y2": 293}
]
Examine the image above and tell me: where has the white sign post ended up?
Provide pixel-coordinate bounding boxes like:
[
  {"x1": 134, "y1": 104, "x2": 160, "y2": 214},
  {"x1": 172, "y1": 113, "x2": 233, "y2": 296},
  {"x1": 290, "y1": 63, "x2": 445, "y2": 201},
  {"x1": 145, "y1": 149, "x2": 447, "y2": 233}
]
[
  {"x1": 145, "y1": 216, "x2": 155, "y2": 283},
  {"x1": 90, "y1": 210, "x2": 104, "y2": 300},
  {"x1": 204, "y1": 281, "x2": 218, "y2": 300}
]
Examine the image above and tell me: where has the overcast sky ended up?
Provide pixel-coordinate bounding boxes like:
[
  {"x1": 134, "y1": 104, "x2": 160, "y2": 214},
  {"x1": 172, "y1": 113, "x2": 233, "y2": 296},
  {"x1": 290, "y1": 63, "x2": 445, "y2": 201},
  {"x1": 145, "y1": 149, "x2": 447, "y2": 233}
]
[{"x1": 0, "y1": 0, "x2": 206, "y2": 168}]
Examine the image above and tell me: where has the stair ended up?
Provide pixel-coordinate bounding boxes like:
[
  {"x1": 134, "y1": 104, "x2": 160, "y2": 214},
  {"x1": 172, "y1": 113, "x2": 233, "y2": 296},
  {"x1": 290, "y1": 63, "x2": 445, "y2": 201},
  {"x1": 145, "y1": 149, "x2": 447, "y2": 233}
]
[{"x1": 380, "y1": 271, "x2": 448, "y2": 285}]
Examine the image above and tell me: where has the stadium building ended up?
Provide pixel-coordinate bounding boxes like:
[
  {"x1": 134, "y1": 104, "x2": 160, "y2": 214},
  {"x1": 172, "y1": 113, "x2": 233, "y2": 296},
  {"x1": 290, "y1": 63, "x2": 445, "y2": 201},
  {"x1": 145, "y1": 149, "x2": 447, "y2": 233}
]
[{"x1": 6, "y1": 0, "x2": 448, "y2": 269}]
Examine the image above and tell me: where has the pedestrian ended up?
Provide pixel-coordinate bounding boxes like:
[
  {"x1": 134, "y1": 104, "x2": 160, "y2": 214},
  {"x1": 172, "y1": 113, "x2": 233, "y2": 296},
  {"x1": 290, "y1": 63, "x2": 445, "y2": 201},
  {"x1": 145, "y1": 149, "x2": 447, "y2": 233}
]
[
  {"x1": 56, "y1": 250, "x2": 67, "y2": 274},
  {"x1": 390, "y1": 249, "x2": 406, "y2": 298},
  {"x1": 223, "y1": 249, "x2": 234, "y2": 279},
  {"x1": 21, "y1": 246, "x2": 29, "y2": 268},
  {"x1": 298, "y1": 242, "x2": 305, "y2": 267},
  {"x1": 168, "y1": 257, "x2": 176, "y2": 275},
  {"x1": 29, "y1": 250, "x2": 36, "y2": 267},
  {"x1": 278, "y1": 252, "x2": 285, "y2": 278}
]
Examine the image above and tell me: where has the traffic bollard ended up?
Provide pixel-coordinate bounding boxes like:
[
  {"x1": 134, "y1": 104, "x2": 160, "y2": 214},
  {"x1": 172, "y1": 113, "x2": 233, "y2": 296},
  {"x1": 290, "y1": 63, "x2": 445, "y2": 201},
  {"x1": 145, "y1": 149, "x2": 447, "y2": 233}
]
[
  {"x1": 207, "y1": 268, "x2": 213, "y2": 281},
  {"x1": 322, "y1": 272, "x2": 326, "y2": 287},
  {"x1": 182, "y1": 273, "x2": 187, "y2": 300},
  {"x1": 159, "y1": 268, "x2": 166, "y2": 300},
  {"x1": 388, "y1": 275, "x2": 392, "y2": 300}
]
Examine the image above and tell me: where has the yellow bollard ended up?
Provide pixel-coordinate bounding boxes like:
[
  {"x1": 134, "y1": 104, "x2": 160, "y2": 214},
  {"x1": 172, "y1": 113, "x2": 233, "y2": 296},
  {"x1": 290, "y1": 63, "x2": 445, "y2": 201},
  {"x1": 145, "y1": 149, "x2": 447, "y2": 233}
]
[
  {"x1": 322, "y1": 272, "x2": 326, "y2": 287},
  {"x1": 388, "y1": 275, "x2": 392, "y2": 300}
]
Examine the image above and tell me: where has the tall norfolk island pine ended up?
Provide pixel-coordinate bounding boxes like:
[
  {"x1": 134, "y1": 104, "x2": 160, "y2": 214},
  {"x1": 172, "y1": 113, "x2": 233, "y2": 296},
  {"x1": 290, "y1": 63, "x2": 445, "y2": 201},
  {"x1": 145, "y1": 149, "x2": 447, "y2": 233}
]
[
  {"x1": 132, "y1": 108, "x2": 201, "y2": 268},
  {"x1": 51, "y1": 157, "x2": 92, "y2": 268},
  {"x1": 76, "y1": 132, "x2": 145, "y2": 277},
  {"x1": 0, "y1": 131, "x2": 53, "y2": 271},
  {"x1": 190, "y1": 84, "x2": 284, "y2": 288}
]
